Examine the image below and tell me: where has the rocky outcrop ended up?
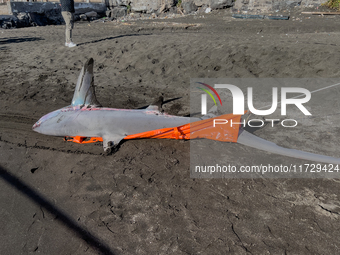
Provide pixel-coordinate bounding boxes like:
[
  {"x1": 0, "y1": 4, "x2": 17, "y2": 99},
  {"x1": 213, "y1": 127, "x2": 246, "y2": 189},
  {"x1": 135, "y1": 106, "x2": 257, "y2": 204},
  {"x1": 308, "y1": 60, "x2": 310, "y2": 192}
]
[
  {"x1": 105, "y1": 0, "x2": 323, "y2": 14},
  {"x1": 0, "y1": 15, "x2": 18, "y2": 29},
  {"x1": 8, "y1": 2, "x2": 106, "y2": 16},
  {"x1": 210, "y1": 0, "x2": 234, "y2": 9},
  {"x1": 182, "y1": 1, "x2": 198, "y2": 13},
  {"x1": 3, "y1": 2, "x2": 106, "y2": 28},
  {"x1": 234, "y1": 0, "x2": 324, "y2": 12},
  {"x1": 106, "y1": 0, "x2": 177, "y2": 13},
  {"x1": 105, "y1": 0, "x2": 221, "y2": 14},
  {"x1": 2, "y1": 0, "x2": 327, "y2": 30},
  {"x1": 106, "y1": 6, "x2": 127, "y2": 19},
  {"x1": 0, "y1": 10, "x2": 65, "y2": 29}
]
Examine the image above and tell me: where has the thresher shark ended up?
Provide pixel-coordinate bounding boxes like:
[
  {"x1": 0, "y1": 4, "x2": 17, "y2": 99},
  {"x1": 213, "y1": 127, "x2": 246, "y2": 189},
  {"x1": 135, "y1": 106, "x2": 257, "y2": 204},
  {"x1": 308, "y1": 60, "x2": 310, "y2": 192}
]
[{"x1": 33, "y1": 58, "x2": 340, "y2": 164}]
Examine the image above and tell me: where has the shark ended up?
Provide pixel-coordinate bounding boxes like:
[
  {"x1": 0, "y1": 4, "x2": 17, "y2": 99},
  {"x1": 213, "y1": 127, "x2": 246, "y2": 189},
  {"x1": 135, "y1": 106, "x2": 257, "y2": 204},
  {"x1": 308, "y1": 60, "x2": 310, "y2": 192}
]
[{"x1": 33, "y1": 58, "x2": 340, "y2": 164}]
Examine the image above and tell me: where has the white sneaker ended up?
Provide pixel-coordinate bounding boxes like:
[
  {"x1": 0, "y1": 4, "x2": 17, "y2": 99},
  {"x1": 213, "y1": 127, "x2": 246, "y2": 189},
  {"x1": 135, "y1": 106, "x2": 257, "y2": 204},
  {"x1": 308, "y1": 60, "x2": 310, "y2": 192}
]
[{"x1": 65, "y1": 42, "x2": 77, "y2": 48}]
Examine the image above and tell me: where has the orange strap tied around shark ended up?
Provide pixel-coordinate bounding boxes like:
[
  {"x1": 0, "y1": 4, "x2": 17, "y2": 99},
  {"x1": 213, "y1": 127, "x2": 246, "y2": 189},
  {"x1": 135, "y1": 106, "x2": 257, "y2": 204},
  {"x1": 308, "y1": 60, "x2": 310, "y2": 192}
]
[{"x1": 64, "y1": 113, "x2": 243, "y2": 144}]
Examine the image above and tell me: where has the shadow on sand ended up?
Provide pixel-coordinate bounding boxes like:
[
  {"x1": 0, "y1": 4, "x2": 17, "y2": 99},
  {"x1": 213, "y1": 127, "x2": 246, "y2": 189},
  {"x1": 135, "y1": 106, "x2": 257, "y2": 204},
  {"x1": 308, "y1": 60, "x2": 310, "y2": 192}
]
[
  {"x1": 0, "y1": 37, "x2": 44, "y2": 45},
  {"x1": 77, "y1": 33, "x2": 152, "y2": 46},
  {"x1": 0, "y1": 164, "x2": 116, "y2": 255}
]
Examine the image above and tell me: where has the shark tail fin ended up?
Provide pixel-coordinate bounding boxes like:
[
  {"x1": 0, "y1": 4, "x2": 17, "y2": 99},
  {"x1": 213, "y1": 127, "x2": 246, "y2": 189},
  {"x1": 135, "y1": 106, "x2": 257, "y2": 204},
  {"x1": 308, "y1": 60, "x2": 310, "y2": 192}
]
[
  {"x1": 71, "y1": 58, "x2": 102, "y2": 107},
  {"x1": 237, "y1": 130, "x2": 340, "y2": 164}
]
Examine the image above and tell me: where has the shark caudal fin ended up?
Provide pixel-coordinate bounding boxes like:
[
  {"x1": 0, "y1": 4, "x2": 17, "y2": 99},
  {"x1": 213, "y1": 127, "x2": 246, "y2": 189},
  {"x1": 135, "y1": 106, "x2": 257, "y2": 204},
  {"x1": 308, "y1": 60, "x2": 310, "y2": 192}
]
[
  {"x1": 71, "y1": 58, "x2": 102, "y2": 107},
  {"x1": 237, "y1": 130, "x2": 340, "y2": 164}
]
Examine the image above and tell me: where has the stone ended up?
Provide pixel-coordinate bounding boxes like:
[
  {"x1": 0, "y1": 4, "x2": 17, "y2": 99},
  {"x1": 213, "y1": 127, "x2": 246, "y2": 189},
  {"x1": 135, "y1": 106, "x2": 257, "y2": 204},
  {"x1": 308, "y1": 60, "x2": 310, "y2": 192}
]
[
  {"x1": 74, "y1": 3, "x2": 106, "y2": 15},
  {"x1": 80, "y1": 14, "x2": 87, "y2": 20},
  {"x1": 182, "y1": 1, "x2": 198, "y2": 13},
  {"x1": 197, "y1": 4, "x2": 209, "y2": 13},
  {"x1": 107, "y1": 0, "x2": 130, "y2": 9},
  {"x1": 107, "y1": 7, "x2": 127, "y2": 18},
  {"x1": 85, "y1": 11, "x2": 98, "y2": 18},
  {"x1": 27, "y1": 12, "x2": 45, "y2": 26},
  {"x1": 130, "y1": 0, "x2": 175, "y2": 13},
  {"x1": 210, "y1": 0, "x2": 234, "y2": 9},
  {"x1": 16, "y1": 12, "x2": 30, "y2": 27},
  {"x1": 168, "y1": 6, "x2": 179, "y2": 14},
  {"x1": 0, "y1": 15, "x2": 18, "y2": 29}
]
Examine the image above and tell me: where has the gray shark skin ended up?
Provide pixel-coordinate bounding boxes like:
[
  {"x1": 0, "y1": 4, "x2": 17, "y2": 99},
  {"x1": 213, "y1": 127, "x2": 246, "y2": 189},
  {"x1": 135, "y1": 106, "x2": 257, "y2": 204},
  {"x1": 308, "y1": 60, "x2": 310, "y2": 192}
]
[
  {"x1": 33, "y1": 58, "x2": 340, "y2": 164},
  {"x1": 32, "y1": 58, "x2": 200, "y2": 152}
]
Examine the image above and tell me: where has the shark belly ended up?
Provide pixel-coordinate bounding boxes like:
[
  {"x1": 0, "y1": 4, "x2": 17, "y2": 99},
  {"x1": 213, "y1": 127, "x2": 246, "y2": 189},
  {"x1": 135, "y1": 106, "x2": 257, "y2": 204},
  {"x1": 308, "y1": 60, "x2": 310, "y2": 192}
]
[{"x1": 76, "y1": 109, "x2": 195, "y2": 138}]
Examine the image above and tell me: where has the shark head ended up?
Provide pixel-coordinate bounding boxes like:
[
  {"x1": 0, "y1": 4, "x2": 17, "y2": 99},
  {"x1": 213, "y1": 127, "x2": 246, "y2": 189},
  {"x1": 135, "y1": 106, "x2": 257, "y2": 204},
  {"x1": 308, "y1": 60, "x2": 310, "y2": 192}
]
[
  {"x1": 32, "y1": 108, "x2": 66, "y2": 135},
  {"x1": 32, "y1": 58, "x2": 102, "y2": 136}
]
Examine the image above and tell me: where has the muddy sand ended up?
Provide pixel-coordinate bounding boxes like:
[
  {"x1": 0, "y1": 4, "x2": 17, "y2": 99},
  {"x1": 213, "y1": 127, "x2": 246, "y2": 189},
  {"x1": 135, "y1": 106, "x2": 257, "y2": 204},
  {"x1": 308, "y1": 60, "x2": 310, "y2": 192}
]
[{"x1": 1, "y1": 9, "x2": 340, "y2": 254}]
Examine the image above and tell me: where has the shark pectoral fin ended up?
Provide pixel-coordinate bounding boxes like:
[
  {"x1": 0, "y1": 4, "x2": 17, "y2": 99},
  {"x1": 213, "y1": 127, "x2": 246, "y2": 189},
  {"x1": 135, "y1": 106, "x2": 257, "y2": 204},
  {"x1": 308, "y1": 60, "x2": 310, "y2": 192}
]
[
  {"x1": 102, "y1": 136, "x2": 124, "y2": 154},
  {"x1": 237, "y1": 130, "x2": 340, "y2": 164}
]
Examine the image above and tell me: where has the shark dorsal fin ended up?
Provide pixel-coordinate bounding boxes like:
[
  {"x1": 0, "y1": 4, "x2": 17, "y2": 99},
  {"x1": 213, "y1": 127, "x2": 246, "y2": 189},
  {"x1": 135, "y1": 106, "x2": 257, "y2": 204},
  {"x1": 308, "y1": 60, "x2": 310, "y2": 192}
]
[{"x1": 71, "y1": 58, "x2": 102, "y2": 107}]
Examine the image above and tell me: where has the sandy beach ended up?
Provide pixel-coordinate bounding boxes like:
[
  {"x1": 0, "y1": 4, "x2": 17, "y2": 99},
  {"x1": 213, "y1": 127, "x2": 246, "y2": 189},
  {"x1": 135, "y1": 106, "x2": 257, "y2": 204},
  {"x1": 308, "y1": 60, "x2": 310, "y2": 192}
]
[{"x1": 1, "y1": 9, "x2": 340, "y2": 254}]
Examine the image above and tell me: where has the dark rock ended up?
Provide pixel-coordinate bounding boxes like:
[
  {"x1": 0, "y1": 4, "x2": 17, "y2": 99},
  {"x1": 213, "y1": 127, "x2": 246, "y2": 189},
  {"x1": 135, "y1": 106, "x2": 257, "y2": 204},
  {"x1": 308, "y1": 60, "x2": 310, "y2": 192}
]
[
  {"x1": 28, "y1": 12, "x2": 48, "y2": 26},
  {"x1": 16, "y1": 12, "x2": 30, "y2": 27},
  {"x1": 8, "y1": 2, "x2": 106, "y2": 16},
  {"x1": 4, "y1": 2, "x2": 104, "y2": 28},
  {"x1": 84, "y1": 11, "x2": 99, "y2": 21},
  {"x1": 74, "y1": 3, "x2": 106, "y2": 15},
  {"x1": 210, "y1": 0, "x2": 234, "y2": 9},
  {"x1": 0, "y1": 15, "x2": 18, "y2": 29},
  {"x1": 85, "y1": 11, "x2": 98, "y2": 18},
  {"x1": 182, "y1": 1, "x2": 198, "y2": 13},
  {"x1": 80, "y1": 14, "x2": 87, "y2": 21},
  {"x1": 26, "y1": 10, "x2": 64, "y2": 27},
  {"x1": 0, "y1": 10, "x2": 65, "y2": 29},
  {"x1": 8, "y1": 2, "x2": 60, "y2": 15},
  {"x1": 43, "y1": 9, "x2": 64, "y2": 25}
]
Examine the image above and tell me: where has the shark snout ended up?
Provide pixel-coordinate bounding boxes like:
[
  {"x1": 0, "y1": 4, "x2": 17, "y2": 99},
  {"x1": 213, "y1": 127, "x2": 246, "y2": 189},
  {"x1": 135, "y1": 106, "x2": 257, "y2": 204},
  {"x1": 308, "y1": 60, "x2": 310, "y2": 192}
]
[{"x1": 32, "y1": 121, "x2": 41, "y2": 132}]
